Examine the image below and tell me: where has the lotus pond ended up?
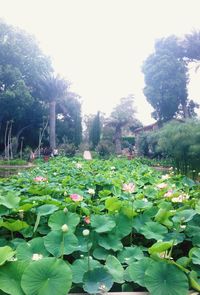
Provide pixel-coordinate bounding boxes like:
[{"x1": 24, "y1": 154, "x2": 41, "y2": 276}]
[{"x1": 0, "y1": 157, "x2": 199, "y2": 295}]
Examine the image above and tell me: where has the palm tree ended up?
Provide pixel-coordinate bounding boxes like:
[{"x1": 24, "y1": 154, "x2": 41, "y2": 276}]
[{"x1": 40, "y1": 74, "x2": 68, "y2": 150}]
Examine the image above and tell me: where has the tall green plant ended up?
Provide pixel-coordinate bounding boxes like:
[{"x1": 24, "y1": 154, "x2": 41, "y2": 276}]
[{"x1": 156, "y1": 119, "x2": 200, "y2": 174}]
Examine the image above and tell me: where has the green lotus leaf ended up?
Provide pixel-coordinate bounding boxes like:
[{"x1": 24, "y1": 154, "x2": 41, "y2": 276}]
[
  {"x1": 148, "y1": 241, "x2": 173, "y2": 255},
  {"x1": 48, "y1": 210, "x2": 80, "y2": 232},
  {"x1": 155, "y1": 208, "x2": 173, "y2": 228},
  {"x1": 16, "y1": 237, "x2": 49, "y2": 261},
  {"x1": 0, "y1": 246, "x2": 15, "y2": 266},
  {"x1": 117, "y1": 246, "x2": 144, "y2": 265},
  {"x1": 93, "y1": 247, "x2": 113, "y2": 260},
  {"x1": 76, "y1": 234, "x2": 92, "y2": 253},
  {"x1": 91, "y1": 215, "x2": 116, "y2": 233},
  {"x1": 36, "y1": 204, "x2": 58, "y2": 216},
  {"x1": 189, "y1": 247, "x2": 200, "y2": 265},
  {"x1": 71, "y1": 257, "x2": 101, "y2": 283},
  {"x1": 173, "y1": 209, "x2": 196, "y2": 224},
  {"x1": 0, "y1": 206, "x2": 9, "y2": 217},
  {"x1": 145, "y1": 261, "x2": 189, "y2": 295},
  {"x1": 0, "y1": 192, "x2": 20, "y2": 209},
  {"x1": 83, "y1": 267, "x2": 113, "y2": 294},
  {"x1": 140, "y1": 221, "x2": 168, "y2": 240},
  {"x1": 0, "y1": 261, "x2": 28, "y2": 295},
  {"x1": 1, "y1": 220, "x2": 28, "y2": 232},
  {"x1": 98, "y1": 234, "x2": 123, "y2": 251},
  {"x1": 128, "y1": 257, "x2": 155, "y2": 287},
  {"x1": 44, "y1": 230, "x2": 78, "y2": 257},
  {"x1": 105, "y1": 255, "x2": 124, "y2": 283},
  {"x1": 133, "y1": 199, "x2": 152, "y2": 210},
  {"x1": 163, "y1": 232, "x2": 185, "y2": 245},
  {"x1": 21, "y1": 258, "x2": 72, "y2": 295},
  {"x1": 105, "y1": 197, "x2": 122, "y2": 212},
  {"x1": 186, "y1": 215, "x2": 200, "y2": 237},
  {"x1": 112, "y1": 213, "x2": 132, "y2": 238},
  {"x1": 132, "y1": 209, "x2": 156, "y2": 231}
]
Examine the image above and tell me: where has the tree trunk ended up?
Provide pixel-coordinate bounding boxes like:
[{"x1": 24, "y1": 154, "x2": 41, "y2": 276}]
[
  {"x1": 49, "y1": 100, "x2": 56, "y2": 150},
  {"x1": 115, "y1": 125, "x2": 122, "y2": 154}
]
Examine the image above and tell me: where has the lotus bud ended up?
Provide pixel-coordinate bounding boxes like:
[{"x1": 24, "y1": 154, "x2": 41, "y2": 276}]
[
  {"x1": 83, "y1": 229, "x2": 90, "y2": 236},
  {"x1": 63, "y1": 207, "x2": 68, "y2": 213},
  {"x1": 61, "y1": 224, "x2": 69, "y2": 232}
]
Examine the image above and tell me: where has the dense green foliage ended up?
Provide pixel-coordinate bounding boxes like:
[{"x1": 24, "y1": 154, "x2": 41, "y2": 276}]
[
  {"x1": 136, "y1": 119, "x2": 200, "y2": 176},
  {"x1": 0, "y1": 21, "x2": 82, "y2": 155},
  {"x1": 0, "y1": 157, "x2": 199, "y2": 294},
  {"x1": 142, "y1": 36, "x2": 189, "y2": 122},
  {"x1": 143, "y1": 35, "x2": 199, "y2": 122}
]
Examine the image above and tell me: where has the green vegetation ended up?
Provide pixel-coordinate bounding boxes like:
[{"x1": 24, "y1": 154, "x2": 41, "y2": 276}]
[
  {"x1": 0, "y1": 157, "x2": 199, "y2": 294},
  {"x1": 136, "y1": 119, "x2": 200, "y2": 177}
]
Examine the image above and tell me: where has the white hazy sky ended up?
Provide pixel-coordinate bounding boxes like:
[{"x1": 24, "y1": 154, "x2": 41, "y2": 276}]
[{"x1": 0, "y1": 0, "x2": 200, "y2": 124}]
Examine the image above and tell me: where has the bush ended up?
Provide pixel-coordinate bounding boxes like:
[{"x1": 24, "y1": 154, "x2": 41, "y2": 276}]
[
  {"x1": 58, "y1": 143, "x2": 76, "y2": 157},
  {"x1": 96, "y1": 140, "x2": 114, "y2": 158},
  {"x1": 136, "y1": 119, "x2": 200, "y2": 175},
  {"x1": 156, "y1": 119, "x2": 200, "y2": 174}
]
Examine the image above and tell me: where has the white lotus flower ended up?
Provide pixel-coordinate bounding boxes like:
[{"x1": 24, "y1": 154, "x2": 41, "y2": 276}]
[{"x1": 32, "y1": 253, "x2": 43, "y2": 261}]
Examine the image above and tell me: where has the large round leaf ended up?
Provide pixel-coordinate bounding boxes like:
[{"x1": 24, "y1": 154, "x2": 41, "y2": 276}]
[
  {"x1": 48, "y1": 211, "x2": 80, "y2": 232},
  {"x1": 44, "y1": 230, "x2": 78, "y2": 257},
  {"x1": 1, "y1": 220, "x2": 28, "y2": 232},
  {"x1": 71, "y1": 257, "x2": 101, "y2": 283},
  {"x1": 91, "y1": 215, "x2": 116, "y2": 233},
  {"x1": 98, "y1": 234, "x2": 123, "y2": 251},
  {"x1": 145, "y1": 261, "x2": 189, "y2": 295},
  {"x1": 117, "y1": 246, "x2": 144, "y2": 265},
  {"x1": 128, "y1": 257, "x2": 154, "y2": 287},
  {"x1": 189, "y1": 247, "x2": 200, "y2": 265},
  {"x1": 112, "y1": 213, "x2": 132, "y2": 238},
  {"x1": 93, "y1": 247, "x2": 113, "y2": 260},
  {"x1": 0, "y1": 246, "x2": 15, "y2": 266},
  {"x1": 140, "y1": 221, "x2": 168, "y2": 240},
  {"x1": 148, "y1": 241, "x2": 173, "y2": 255},
  {"x1": 0, "y1": 261, "x2": 28, "y2": 295},
  {"x1": 36, "y1": 204, "x2": 58, "y2": 216},
  {"x1": 83, "y1": 267, "x2": 113, "y2": 294},
  {"x1": 21, "y1": 258, "x2": 72, "y2": 295},
  {"x1": 16, "y1": 237, "x2": 49, "y2": 261},
  {"x1": 0, "y1": 192, "x2": 20, "y2": 209},
  {"x1": 105, "y1": 255, "x2": 124, "y2": 283}
]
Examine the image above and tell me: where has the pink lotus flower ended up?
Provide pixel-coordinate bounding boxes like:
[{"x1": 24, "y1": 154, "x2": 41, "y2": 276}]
[
  {"x1": 84, "y1": 216, "x2": 91, "y2": 224},
  {"x1": 122, "y1": 183, "x2": 135, "y2": 193},
  {"x1": 156, "y1": 183, "x2": 168, "y2": 189},
  {"x1": 164, "y1": 190, "x2": 174, "y2": 197},
  {"x1": 172, "y1": 194, "x2": 189, "y2": 203},
  {"x1": 70, "y1": 194, "x2": 83, "y2": 202},
  {"x1": 33, "y1": 176, "x2": 47, "y2": 182}
]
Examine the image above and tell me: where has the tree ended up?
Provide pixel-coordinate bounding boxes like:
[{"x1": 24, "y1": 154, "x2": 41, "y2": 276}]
[
  {"x1": 108, "y1": 95, "x2": 137, "y2": 154},
  {"x1": 182, "y1": 30, "x2": 200, "y2": 62},
  {"x1": 89, "y1": 111, "x2": 101, "y2": 149},
  {"x1": 56, "y1": 92, "x2": 82, "y2": 147},
  {"x1": 39, "y1": 74, "x2": 69, "y2": 150},
  {"x1": 142, "y1": 37, "x2": 188, "y2": 122},
  {"x1": 0, "y1": 21, "x2": 52, "y2": 153}
]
